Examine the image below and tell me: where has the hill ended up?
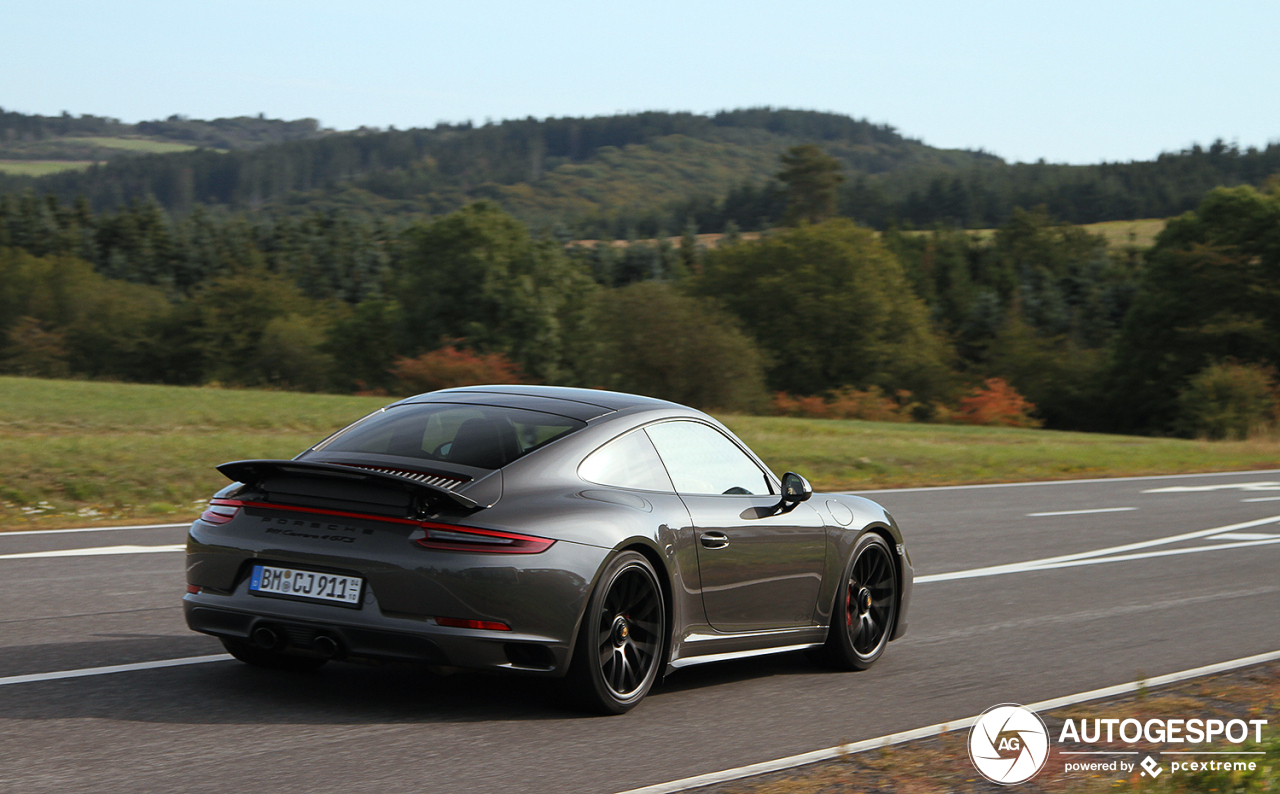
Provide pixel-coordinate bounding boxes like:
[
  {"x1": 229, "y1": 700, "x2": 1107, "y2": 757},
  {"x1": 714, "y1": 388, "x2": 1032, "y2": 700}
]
[
  {"x1": 0, "y1": 107, "x2": 330, "y2": 176},
  {"x1": 0, "y1": 107, "x2": 1276, "y2": 233}
]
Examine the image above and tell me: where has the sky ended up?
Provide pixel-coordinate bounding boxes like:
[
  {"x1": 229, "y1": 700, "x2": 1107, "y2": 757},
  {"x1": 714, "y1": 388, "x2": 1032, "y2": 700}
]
[{"x1": 4, "y1": 0, "x2": 1277, "y2": 165}]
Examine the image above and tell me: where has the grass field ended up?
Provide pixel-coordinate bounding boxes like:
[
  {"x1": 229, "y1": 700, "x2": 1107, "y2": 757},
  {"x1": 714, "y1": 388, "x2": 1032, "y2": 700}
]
[
  {"x1": 76, "y1": 136, "x2": 203, "y2": 154},
  {"x1": 3, "y1": 376, "x2": 1279, "y2": 529},
  {"x1": 579, "y1": 219, "x2": 1168, "y2": 253},
  {"x1": 0, "y1": 160, "x2": 96, "y2": 176},
  {"x1": 899, "y1": 218, "x2": 1167, "y2": 250},
  {"x1": 0, "y1": 137, "x2": 210, "y2": 177}
]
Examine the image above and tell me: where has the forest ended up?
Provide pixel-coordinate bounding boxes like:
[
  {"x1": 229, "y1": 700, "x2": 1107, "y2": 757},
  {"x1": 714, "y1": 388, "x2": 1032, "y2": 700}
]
[{"x1": 2, "y1": 132, "x2": 1278, "y2": 440}]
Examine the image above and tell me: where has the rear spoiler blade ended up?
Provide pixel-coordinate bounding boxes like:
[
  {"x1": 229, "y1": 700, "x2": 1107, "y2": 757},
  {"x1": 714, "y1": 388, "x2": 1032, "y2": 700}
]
[{"x1": 217, "y1": 459, "x2": 482, "y2": 510}]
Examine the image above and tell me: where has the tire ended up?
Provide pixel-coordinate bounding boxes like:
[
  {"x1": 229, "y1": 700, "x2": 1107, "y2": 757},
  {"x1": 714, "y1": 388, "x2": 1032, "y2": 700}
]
[
  {"x1": 220, "y1": 637, "x2": 328, "y2": 672},
  {"x1": 565, "y1": 551, "x2": 666, "y2": 714},
  {"x1": 820, "y1": 532, "x2": 898, "y2": 670}
]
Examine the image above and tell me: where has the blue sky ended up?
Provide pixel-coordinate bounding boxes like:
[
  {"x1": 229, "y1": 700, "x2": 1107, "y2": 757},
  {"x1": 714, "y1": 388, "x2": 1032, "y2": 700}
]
[{"x1": 4, "y1": 0, "x2": 1276, "y2": 165}]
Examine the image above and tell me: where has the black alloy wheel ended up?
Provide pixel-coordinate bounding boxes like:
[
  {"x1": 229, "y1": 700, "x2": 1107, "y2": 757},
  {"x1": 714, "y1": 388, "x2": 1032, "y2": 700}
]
[
  {"x1": 821, "y1": 533, "x2": 897, "y2": 670},
  {"x1": 567, "y1": 551, "x2": 666, "y2": 714}
]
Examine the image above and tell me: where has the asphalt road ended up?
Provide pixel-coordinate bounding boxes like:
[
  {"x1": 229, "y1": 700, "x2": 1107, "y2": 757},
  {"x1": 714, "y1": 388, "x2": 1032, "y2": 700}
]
[{"x1": 2, "y1": 470, "x2": 1279, "y2": 793}]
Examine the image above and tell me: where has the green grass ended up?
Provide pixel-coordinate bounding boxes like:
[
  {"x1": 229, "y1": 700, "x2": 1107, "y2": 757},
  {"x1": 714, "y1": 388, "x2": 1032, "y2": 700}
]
[
  {"x1": 0, "y1": 160, "x2": 95, "y2": 176},
  {"x1": 721, "y1": 415, "x2": 1280, "y2": 490},
  {"x1": 3, "y1": 376, "x2": 1280, "y2": 529},
  {"x1": 0, "y1": 377, "x2": 387, "y2": 528}
]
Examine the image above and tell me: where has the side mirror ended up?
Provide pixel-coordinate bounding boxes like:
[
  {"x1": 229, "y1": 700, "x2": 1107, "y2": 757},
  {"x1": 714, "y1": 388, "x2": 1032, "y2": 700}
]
[{"x1": 780, "y1": 472, "x2": 812, "y2": 503}]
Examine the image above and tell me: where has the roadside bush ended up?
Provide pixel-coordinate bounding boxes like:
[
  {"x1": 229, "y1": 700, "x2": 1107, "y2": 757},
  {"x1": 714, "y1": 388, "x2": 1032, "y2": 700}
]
[
  {"x1": 954, "y1": 378, "x2": 1042, "y2": 427},
  {"x1": 1174, "y1": 362, "x2": 1277, "y2": 440},
  {"x1": 773, "y1": 386, "x2": 915, "y2": 421},
  {"x1": 390, "y1": 343, "x2": 525, "y2": 395},
  {"x1": 0, "y1": 316, "x2": 70, "y2": 378}
]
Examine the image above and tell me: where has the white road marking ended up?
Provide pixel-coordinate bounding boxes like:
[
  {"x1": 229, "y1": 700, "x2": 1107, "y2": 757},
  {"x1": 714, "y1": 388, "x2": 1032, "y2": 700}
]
[
  {"x1": 1143, "y1": 481, "x2": 1280, "y2": 493},
  {"x1": 615, "y1": 649, "x2": 1280, "y2": 794},
  {"x1": 1243, "y1": 496, "x2": 1280, "y2": 502},
  {"x1": 0, "y1": 544, "x2": 185, "y2": 560},
  {"x1": 0, "y1": 522, "x2": 188, "y2": 537},
  {"x1": 846, "y1": 468, "x2": 1280, "y2": 494},
  {"x1": 919, "y1": 537, "x2": 1280, "y2": 583},
  {"x1": 1209, "y1": 532, "x2": 1280, "y2": 541},
  {"x1": 0, "y1": 654, "x2": 232, "y2": 687},
  {"x1": 1027, "y1": 507, "x2": 1137, "y2": 517},
  {"x1": 916, "y1": 514, "x2": 1280, "y2": 584}
]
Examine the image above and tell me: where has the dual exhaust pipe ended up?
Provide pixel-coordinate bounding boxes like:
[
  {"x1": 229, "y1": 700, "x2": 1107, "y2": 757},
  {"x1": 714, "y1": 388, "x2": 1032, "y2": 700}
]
[{"x1": 251, "y1": 625, "x2": 342, "y2": 659}]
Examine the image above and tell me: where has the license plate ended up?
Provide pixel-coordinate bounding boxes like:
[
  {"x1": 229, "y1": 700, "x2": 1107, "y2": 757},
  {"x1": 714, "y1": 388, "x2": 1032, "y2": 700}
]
[{"x1": 249, "y1": 564, "x2": 362, "y2": 606}]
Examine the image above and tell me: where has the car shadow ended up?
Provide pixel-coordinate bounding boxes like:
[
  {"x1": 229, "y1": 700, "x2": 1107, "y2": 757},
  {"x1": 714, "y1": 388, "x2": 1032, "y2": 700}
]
[{"x1": 2, "y1": 639, "x2": 834, "y2": 725}]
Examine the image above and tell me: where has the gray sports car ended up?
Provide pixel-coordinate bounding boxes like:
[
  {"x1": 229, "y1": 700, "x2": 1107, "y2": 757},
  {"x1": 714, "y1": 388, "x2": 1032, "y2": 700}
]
[{"x1": 184, "y1": 385, "x2": 913, "y2": 713}]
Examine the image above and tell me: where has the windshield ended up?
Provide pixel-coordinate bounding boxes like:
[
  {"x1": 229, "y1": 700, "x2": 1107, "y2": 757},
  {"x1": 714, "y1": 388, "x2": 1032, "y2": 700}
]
[{"x1": 312, "y1": 402, "x2": 585, "y2": 470}]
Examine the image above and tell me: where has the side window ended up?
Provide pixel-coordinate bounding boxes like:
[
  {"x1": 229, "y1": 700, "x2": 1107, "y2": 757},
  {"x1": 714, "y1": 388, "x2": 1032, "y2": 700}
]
[
  {"x1": 644, "y1": 421, "x2": 772, "y2": 496},
  {"x1": 578, "y1": 430, "x2": 675, "y2": 493}
]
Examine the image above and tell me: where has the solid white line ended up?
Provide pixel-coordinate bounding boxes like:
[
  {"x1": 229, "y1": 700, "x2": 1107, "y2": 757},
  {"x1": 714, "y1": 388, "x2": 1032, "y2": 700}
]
[
  {"x1": 0, "y1": 654, "x2": 233, "y2": 687},
  {"x1": 1243, "y1": 497, "x2": 1280, "y2": 502},
  {"x1": 914, "y1": 514, "x2": 1280, "y2": 584},
  {"x1": 1027, "y1": 507, "x2": 1137, "y2": 517},
  {"x1": 917, "y1": 537, "x2": 1280, "y2": 583},
  {"x1": 0, "y1": 544, "x2": 185, "y2": 560},
  {"x1": 616, "y1": 649, "x2": 1280, "y2": 794},
  {"x1": 0, "y1": 522, "x2": 188, "y2": 537},
  {"x1": 845, "y1": 468, "x2": 1280, "y2": 495},
  {"x1": 1210, "y1": 532, "x2": 1280, "y2": 541}
]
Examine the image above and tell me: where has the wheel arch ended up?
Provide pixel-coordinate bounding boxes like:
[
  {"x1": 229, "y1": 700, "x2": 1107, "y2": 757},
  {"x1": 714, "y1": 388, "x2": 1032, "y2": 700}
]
[{"x1": 563, "y1": 537, "x2": 673, "y2": 676}]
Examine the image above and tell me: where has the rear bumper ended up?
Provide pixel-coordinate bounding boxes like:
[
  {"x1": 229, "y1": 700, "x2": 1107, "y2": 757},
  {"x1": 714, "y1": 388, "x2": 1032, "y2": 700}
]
[
  {"x1": 184, "y1": 590, "x2": 568, "y2": 675},
  {"x1": 185, "y1": 510, "x2": 614, "y2": 674}
]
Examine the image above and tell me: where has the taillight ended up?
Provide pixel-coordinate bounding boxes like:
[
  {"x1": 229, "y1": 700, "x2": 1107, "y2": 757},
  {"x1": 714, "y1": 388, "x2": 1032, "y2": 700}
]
[
  {"x1": 186, "y1": 584, "x2": 201, "y2": 594},
  {"x1": 415, "y1": 523, "x2": 554, "y2": 554},
  {"x1": 200, "y1": 499, "x2": 242, "y2": 525},
  {"x1": 435, "y1": 617, "x2": 511, "y2": 631}
]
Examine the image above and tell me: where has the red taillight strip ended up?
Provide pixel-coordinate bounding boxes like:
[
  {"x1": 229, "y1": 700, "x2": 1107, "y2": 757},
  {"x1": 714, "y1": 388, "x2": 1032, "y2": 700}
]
[
  {"x1": 434, "y1": 617, "x2": 511, "y2": 631},
  {"x1": 217, "y1": 499, "x2": 554, "y2": 554},
  {"x1": 200, "y1": 500, "x2": 242, "y2": 524},
  {"x1": 416, "y1": 522, "x2": 555, "y2": 554}
]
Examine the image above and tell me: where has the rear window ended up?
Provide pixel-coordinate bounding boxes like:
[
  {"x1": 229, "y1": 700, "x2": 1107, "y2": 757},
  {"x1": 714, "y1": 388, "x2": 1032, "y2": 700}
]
[{"x1": 313, "y1": 403, "x2": 585, "y2": 470}]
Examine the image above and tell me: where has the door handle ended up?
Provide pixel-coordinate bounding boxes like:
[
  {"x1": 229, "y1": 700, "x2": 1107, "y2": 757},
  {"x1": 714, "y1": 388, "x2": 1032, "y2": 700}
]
[{"x1": 700, "y1": 532, "x2": 730, "y2": 549}]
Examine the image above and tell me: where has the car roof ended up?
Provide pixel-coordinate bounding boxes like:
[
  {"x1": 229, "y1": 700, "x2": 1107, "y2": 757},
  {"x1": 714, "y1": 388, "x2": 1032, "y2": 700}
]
[{"x1": 395, "y1": 385, "x2": 681, "y2": 422}]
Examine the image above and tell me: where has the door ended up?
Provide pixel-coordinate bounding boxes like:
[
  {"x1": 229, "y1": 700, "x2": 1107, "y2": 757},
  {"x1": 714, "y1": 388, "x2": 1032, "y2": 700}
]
[{"x1": 645, "y1": 421, "x2": 826, "y2": 631}]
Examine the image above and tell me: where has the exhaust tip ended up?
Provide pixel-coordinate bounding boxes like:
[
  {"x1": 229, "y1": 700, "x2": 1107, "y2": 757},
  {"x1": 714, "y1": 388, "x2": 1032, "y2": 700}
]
[
  {"x1": 312, "y1": 634, "x2": 341, "y2": 659},
  {"x1": 251, "y1": 626, "x2": 280, "y2": 650}
]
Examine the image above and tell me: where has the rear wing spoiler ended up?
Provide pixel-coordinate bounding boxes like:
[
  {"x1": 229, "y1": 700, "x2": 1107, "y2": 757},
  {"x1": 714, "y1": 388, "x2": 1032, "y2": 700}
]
[{"x1": 217, "y1": 459, "x2": 482, "y2": 511}]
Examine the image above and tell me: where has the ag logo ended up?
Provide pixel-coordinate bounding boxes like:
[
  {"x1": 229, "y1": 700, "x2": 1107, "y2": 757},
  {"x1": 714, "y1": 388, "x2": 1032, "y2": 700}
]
[{"x1": 968, "y1": 704, "x2": 1051, "y2": 785}]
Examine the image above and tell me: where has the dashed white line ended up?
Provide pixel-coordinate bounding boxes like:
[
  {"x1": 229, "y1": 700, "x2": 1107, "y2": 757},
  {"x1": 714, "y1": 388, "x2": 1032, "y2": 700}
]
[
  {"x1": 1243, "y1": 496, "x2": 1280, "y2": 502},
  {"x1": 615, "y1": 649, "x2": 1280, "y2": 794},
  {"x1": 0, "y1": 654, "x2": 232, "y2": 687},
  {"x1": 1027, "y1": 507, "x2": 1137, "y2": 517},
  {"x1": 0, "y1": 544, "x2": 185, "y2": 560},
  {"x1": 1144, "y1": 482, "x2": 1280, "y2": 493}
]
